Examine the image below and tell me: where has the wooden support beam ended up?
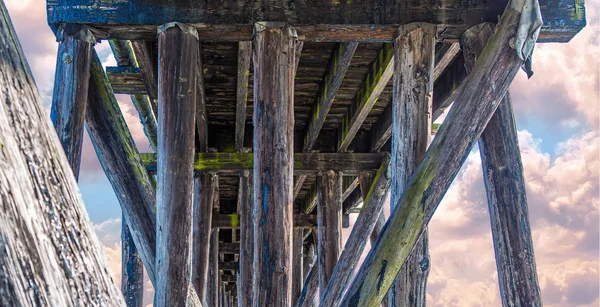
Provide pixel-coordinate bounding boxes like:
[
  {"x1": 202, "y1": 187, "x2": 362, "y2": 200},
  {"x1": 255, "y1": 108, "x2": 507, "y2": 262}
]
[
  {"x1": 47, "y1": 1, "x2": 585, "y2": 43},
  {"x1": 387, "y1": 23, "x2": 435, "y2": 307},
  {"x1": 219, "y1": 261, "x2": 238, "y2": 271},
  {"x1": 156, "y1": 22, "x2": 198, "y2": 307},
  {"x1": 292, "y1": 228, "x2": 304, "y2": 303},
  {"x1": 317, "y1": 170, "x2": 343, "y2": 299},
  {"x1": 433, "y1": 43, "x2": 461, "y2": 81},
  {"x1": 50, "y1": 24, "x2": 93, "y2": 179},
  {"x1": 295, "y1": 262, "x2": 318, "y2": 307},
  {"x1": 302, "y1": 244, "x2": 316, "y2": 282},
  {"x1": 235, "y1": 42, "x2": 252, "y2": 152},
  {"x1": 221, "y1": 274, "x2": 237, "y2": 283},
  {"x1": 192, "y1": 173, "x2": 217, "y2": 301},
  {"x1": 338, "y1": 43, "x2": 393, "y2": 152},
  {"x1": 130, "y1": 40, "x2": 159, "y2": 116},
  {"x1": 253, "y1": 22, "x2": 297, "y2": 306},
  {"x1": 461, "y1": 24, "x2": 542, "y2": 307},
  {"x1": 342, "y1": 0, "x2": 532, "y2": 301},
  {"x1": 142, "y1": 152, "x2": 385, "y2": 175},
  {"x1": 121, "y1": 215, "x2": 144, "y2": 307},
  {"x1": 213, "y1": 213, "x2": 317, "y2": 229},
  {"x1": 106, "y1": 66, "x2": 146, "y2": 94},
  {"x1": 220, "y1": 242, "x2": 241, "y2": 254},
  {"x1": 207, "y1": 230, "x2": 220, "y2": 307},
  {"x1": 238, "y1": 170, "x2": 254, "y2": 307},
  {"x1": 0, "y1": 5, "x2": 123, "y2": 303},
  {"x1": 432, "y1": 52, "x2": 466, "y2": 121},
  {"x1": 319, "y1": 156, "x2": 391, "y2": 306}
]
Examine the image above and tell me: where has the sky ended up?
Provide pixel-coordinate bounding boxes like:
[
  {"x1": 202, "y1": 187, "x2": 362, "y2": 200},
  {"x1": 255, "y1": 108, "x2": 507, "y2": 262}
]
[{"x1": 5, "y1": 0, "x2": 599, "y2": 306}]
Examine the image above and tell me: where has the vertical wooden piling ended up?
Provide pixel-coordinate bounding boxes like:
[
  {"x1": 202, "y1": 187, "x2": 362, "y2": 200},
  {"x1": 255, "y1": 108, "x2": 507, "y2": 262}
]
[
  {"x1": 156, "y1": 22, "x2": 198, "y2": 307},
  {"x1": 239, "y1": 170, "x2": 254, "y2": 307},
  {"x1": 317, "y1": 170, "x2": 343, "y2": 298},
  {"x1": 122, "y1": 214, "x2": 144, "y2": 307},
  {"x1": 208, "y1": 229, "x2": 220, "y2": 307},
  {"x1": 388, "y1": 23, "x2": 435, "y2": 307},
  {"x1": 192, "y1": 173, "x2": 217, "y2": 301},
  {"x1": 252, "y1": 22, "x2": 297, "y2": 306},
  {"x1": 50, "y1": 24, "x2": 93, "y2": 179},
  {"x1": 292, "y1": 228, "x2": 304, "y2": 302},
  {"x1": 462, "y1": 23, "x2": 542, "y2": 307}
]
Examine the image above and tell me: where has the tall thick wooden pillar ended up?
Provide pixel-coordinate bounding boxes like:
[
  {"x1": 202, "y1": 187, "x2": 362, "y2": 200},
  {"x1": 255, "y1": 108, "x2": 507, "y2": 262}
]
[
  {"x1": 462, "y1": 23, "x2": 542, "y2": 306},
  {"x1": 50, "y1": 24, "x2": 93, "y2": 179},
  {"x1": 122, "y1": 213, "x2": 144, "y2": 307},
  {"x1": 388, "y1": 23, "x2": 435, "y2": 307},
  {"x1": 208, "y1": 229, "x2": 220, "y2": 307},
  {"x1": 239, "y1": 170, "x2": 254, "y2": 307},
  {"x1": 156, "y1": 22, "x2": 199, "y2": 307},
  {"x1": 317, "y1": 170, "x2": 342, "y2": 298},
  {"x1": 292, "y1": 228, "x2": 304, "y2": 302},
  {"x1": 252, "y1": 22, "x2": 297, "y2": 306},
  {"x1": 192, "y1": 172, "x2": 216, "y2": 301}
]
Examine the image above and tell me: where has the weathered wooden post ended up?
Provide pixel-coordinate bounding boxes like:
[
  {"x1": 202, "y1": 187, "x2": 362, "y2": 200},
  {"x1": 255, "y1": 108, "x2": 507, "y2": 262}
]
[
  {"x1": 50, "y1": 23, "x2": 93, "y2": 179},
  {"x1": 208, "y1": 229, "x2": 220, "y2": 307},
  {"x1": 156, "y1": 22, "x2": 199, "y2": 306},
  {"x1": 461, "y1": 23, "x2": 542, "y2": 307},
  {"x1": 387, "y1": 23, "x2": 436, "y2": 307},
  {"x1": 122, "y1": 213, "x2": 144, "y2": 307},
  {"x1": 239, "y1": 170, "x2": 254, "y2": 307},
  {"x1": 341, "y1": 0, "x2": 541, "y2": 304},
  {"x1": 192, "y1": 172, "x2": 217, "y2": 301},
  {"x1": 0, "y1": 2, "x2": 123, "y2": 304},
  {"x1": 252, "y1": 22, "x2": 297, "y2": 306},
  {"x1": 317, "y1": 170, "x2": 342, "y2": 298},
  {"x1": 292, "y1": 228, "x2": 304, "y2": 302}
]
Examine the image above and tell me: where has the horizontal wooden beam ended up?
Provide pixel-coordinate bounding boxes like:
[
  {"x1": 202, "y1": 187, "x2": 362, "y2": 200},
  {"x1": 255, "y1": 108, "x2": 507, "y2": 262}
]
[
  {"x1": 47, "y1": 1, "x2": 585, "y2": 43},
  {"x1": 212, "y1": 213, "x2": 317, "y2": 229},
  {"x1": 105, "y1": 66, "x2": 146, "y2": 94},
  {"x1": 221, "y1": 274, "x2": 237, "y2": 283},
  {"x1": 219, "y1": 243, "x2": 240, "y2": 254},
  {"x1": 141, "y1": 152, "x2": 386, "y2": 175},
  {"x1": 219, "y1": 261, "x2": 238, "y2": 271}
]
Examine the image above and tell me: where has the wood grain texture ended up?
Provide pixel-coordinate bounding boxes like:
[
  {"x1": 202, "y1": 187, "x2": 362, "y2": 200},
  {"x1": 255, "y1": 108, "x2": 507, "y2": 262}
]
[
  {"x1": 252, "y1": 22, "x2": 296, "y2": 307},
  {"x1": 122, "y1": 218, "x2": 144, "y2": 307},
  {"x1": 432, "y1": 52, "x2": 466, "y2": 121},
  {"x1": 296, "y1": 262, "x2": 318, "y2": 307},
  {"x1": 213, "y1": 213, "x2": 316, "y2": 229},
  {"x1": 192, "y1": 173, "x2": 217, "y2": 301},
  {"x1": 239, "y1": 170, "x2": 254, "y2": 307},
  {"x1": 342, "y1": 5, "x2": 527, "y2": 304},
  {"x1": 319, "y1": 156, "x2": 391, "y2": 307},
  {"x1": 387, "y1": 23, "x2": 435, "y2": 307},
  {"x1": 46, "y1": 0, "x2": 585, "y2": 43},
  {"x1": 0, "y1": 3, "x2": 124, "y2": 304},
  {"x1": 433, "y1": 43, "x2": 460, "y2": 81},
  {"x1": 317, "y1": 170, "x2": 342, "y2": 298},
  {"x1": 207, "y1": 230, "x2": 220, "y2": 307},
  {"x1": 235, "y1": 41, "x2": 252, "y2": 152},
  {"x1": 461, "y1": 24, "x2": 542, "y2": 307},
  {"x1": 292, "y1": 228, "x2": 304, "y2": 303},
  {"x1": 156, "y1": 23, "x2": 199, "y2": 307},
  {"x1": 131, "y1": 40, "x2": 159, "y2": 116},
  {"x1": 50, "y1": 24, "x2": 93, "y2": 179}
]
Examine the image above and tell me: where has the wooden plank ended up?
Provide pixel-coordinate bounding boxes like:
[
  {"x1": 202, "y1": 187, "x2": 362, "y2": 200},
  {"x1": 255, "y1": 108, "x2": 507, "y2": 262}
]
[
  {"x1": 317, "y1": 170, "x2": 343, "y2": 298},
  {"x1": 319, "y1": 156, "x2": 391, "y2": 306},
  {"x1": 238, "y1": 170, "x2": 254, "y2": 307},
  {"x1": 432, "y1": 52, "x2": 466, "y2": 121},
  {"x1": 292, "y1": 229, "x2": 304, "y2": 303},
  {"x1": 388, "y1": 23, "x2": 435, "y2": 307},
  {"x1": 207, "y1": 230, "x2": 220, "y2": 307},
  {"x1": 341, "y1": 1, "x2": 530, "y2": 301},
  {"x1": 219, "y1": 261, "x2": 238, "y2": 271},
  {"x1": 235, "y1": 42, "x2": 252, "y2": 152},
  {"x1": 338, "y1": 43, "x2": 393, "y2": 152},
  {"x1": 253, "y1": 23, "x2": 296, "y2": 306},
  {"x1": 462, "y1": 24, "x2": 542, "y2": 307},
  {"x1": 295, "y1": 260, "x2": 318, "y2": 307},
  {"x1": 121, "y1": 217, "x2": 144, "y2": 307},
  {"x1": 0, "y1": 4, "x2": 124, "y2": 303},
  {"x1": 130, "y1": 40, "x2": 158, "y2": 116},
  {"x1": 47, "y1": 0, "x2": 585, "y2": 43},
  {"x1": 156, "y1": 23, "x2": 199, "y2": 307},
  {"x1": 192, "y1": 173, "x2": 217, "y2": 301},
  {"x1": 433, "y1": 43, "x2": 461, "y2": 81},
  {"x1": 141, "y1": 152, "x2": 386, "y2": 174},
  {"x1": 220, "y1": 242, "x2": 241, "y2": 254},
  {"x1": 105, "y1": 66, "x2": 146, "y2": 94},
  {"x1": 50, "y1": 24, "x2": 93, "y2": 180},
  {"x1": 213, "y1": 214, "x2": 317, "y2": 229}
]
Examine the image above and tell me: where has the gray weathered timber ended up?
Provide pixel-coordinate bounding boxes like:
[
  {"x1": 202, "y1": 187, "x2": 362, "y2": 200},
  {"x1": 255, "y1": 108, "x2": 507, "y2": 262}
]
[
  {"x1": 46, "y1": 0, "x2": 585, "y2": 43},
  {"x1": 433, "y1": 43, "x2": 461, "y2": 81},
  {"x1": 303, "y1": 244, "x2": 316, "y2": 282},
  {"x1": 461, "y1": 24, "x2": 542, "y2": 307},
  {"x1": 207, "y1": 230, "x2": 220, "y2": 307},
  {"x1": 239, "y1": 170, "x2": 254, "y2": 307},
  {"x1": 122, "y1": 217, "x2": 144, "y2": 307},
  {"x1": 317, "y1": 170, "x2": 343, "y2": 299},
  {"x1": 86, "y1": 51, "x2": 202, "y2": 307},
  {"x1": 253, "y1": 22, "x2": 296, "y2": 307},
  {"x1": 192, "y1": 173, "x2": 217, "y2": 301},
  {"x1": 387, "y1": 23, "x2": 435, "y2": 307},
  {"x1": 142, "y1": 152, "x2": 385, "y2": 175},
  {"x1": 50, "y1": 24, "x2": 93, "y2": 179},
  {"x1": 338, "y1": 44, "x2": 393, "y2": 152},
  {"x1": 432, "y1": 52, "x2": 466, "y2": 121},
  {"x1": 341, "y1": 3, "x2": 528, "y2": 303},
  {"x1": 130, "y1": 40, "x2": 158, "y2": 116},
  {"x1": 214, "y1": 213, "x2": 316, "y2": 229},
  {"x1": 0, "y1": 3, "x2": 124, "y2": 303},
  {"x1": 296, "y1": 263, "x2": 318, "y2": 307},
  {"x1": 156, "y1": 23, "x2": 199, "y2": 307},
  {"x1": 105, "y1": 66, "x2": 146, "y2": 94},
  {"x1": 235, "y1": 41, "x2": 252, "y2": 152},
  {"x1": 318, "y1": 156, "x2": 391, "y2": 307}
]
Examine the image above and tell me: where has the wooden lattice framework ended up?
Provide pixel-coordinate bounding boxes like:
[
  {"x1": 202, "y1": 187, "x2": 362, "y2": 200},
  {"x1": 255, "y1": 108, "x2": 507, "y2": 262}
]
[{"x1": 0, "y1": 0, "x2": 587, "y2": 306}]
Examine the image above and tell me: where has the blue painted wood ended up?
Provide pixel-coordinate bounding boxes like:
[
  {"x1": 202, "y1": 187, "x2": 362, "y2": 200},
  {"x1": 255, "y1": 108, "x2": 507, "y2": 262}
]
[{"x1": 121, "y1": 217, "x2": 144, "y2": 307}]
